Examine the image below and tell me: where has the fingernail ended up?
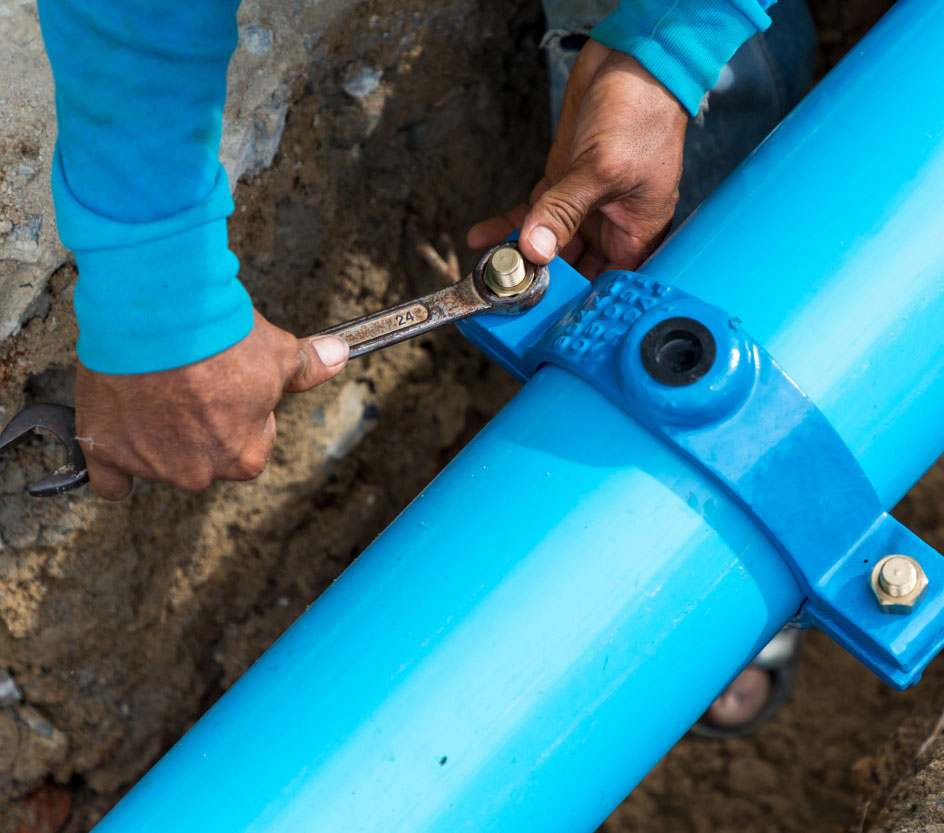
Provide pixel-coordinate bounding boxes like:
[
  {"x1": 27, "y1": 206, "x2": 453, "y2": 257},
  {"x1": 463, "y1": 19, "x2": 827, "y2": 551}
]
[
  {"x1": 311, "y1": 335, "x2": 350, "y2": 367},
  {"x1": 529, "y1": 225, "x2": 558, "y2": 259}
]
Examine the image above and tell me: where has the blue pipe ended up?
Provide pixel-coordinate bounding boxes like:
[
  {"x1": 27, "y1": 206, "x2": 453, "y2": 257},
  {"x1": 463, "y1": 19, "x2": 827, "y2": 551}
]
[{"x1": 94, "y1": 1, "x2": 944, "y2": 831}]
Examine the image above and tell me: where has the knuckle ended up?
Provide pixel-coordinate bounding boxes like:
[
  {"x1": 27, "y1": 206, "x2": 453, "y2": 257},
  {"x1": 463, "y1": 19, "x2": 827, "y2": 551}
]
[
  {"x1": 234, "y1": 450, "x2": 268, "y2": 481},
  {"x1": 220, "y1": 432, "x2": 249, "y2": 462}
]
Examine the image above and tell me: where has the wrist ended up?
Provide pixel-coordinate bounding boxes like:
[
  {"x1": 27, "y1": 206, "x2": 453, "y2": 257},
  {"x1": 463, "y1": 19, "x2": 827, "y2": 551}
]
[{"x1": 590, "y1": 0, "x2": 773, "y2": 116}]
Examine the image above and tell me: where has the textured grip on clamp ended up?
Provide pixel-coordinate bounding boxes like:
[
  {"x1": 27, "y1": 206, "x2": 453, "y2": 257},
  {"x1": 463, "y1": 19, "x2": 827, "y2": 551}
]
[{"x1": 480, "y1": 267, "x2": 944, "y2": 689}]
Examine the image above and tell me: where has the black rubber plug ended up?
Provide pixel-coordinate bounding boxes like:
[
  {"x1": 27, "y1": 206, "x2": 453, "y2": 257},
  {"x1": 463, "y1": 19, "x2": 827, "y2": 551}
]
[{"x1": 640, "y1": 317, "x2": 716, "y2": 387}]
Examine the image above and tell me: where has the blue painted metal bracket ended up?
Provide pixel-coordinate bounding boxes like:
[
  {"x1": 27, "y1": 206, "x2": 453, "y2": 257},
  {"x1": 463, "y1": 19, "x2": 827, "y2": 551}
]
[{"x1": 461, "y1": 261, "x2": 944, "y2": 689}]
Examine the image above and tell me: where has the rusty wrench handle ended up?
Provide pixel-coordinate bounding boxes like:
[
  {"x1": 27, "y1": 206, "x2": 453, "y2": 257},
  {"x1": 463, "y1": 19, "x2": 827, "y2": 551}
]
[
  {"x1": 311, "y1": 243, "x2": 548, "y2": 359},
  {"x1": 314, "y1": 274, "x2": 491, "y2": 359}
]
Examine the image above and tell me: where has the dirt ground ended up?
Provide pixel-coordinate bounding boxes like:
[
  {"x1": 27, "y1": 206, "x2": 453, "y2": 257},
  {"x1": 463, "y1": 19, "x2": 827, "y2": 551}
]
[{"x1": 3, "y1": 0, "x2": 943, "y2": 831}]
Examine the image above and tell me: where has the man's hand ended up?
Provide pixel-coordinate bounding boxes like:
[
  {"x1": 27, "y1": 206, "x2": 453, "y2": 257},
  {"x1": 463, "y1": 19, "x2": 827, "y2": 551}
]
[
  {"x1": 468, "y1": 41, "x2": 688, "y2": 277},
  {"x1": 75, "y1": 310, "x2": 349, "y2": 500}
]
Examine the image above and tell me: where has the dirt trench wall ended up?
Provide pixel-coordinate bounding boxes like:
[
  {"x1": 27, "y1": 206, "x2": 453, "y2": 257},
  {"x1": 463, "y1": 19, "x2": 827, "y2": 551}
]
[{"x1": 0, "y1": 1, "x2": 548, "y2": 829}]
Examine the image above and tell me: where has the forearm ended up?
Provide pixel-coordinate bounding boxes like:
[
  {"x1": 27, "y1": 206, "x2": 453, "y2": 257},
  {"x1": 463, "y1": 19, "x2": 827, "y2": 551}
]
[
  {"x1": 591, "y1": 0, "x2": 778, "y2": 115},
  {"x1": 37, "y1": 0, "x2": 252, "y2": 373}
]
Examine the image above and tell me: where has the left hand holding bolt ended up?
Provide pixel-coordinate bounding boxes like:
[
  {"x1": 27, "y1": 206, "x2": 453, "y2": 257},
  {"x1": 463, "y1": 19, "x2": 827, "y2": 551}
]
[{"x1": 468, "y1": 40, "x2": 689, "y2": 278}]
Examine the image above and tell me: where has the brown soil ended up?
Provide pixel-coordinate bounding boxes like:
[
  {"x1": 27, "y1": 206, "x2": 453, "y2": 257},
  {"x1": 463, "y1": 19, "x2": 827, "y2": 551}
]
[{"x1": 4, "y1": 1, "x2": 943, "y2": 832}]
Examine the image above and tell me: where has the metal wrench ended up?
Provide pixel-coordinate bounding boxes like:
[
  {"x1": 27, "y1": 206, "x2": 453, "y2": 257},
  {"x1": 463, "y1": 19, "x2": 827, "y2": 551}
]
[
  {"x1": 0, "y1": 404, "x2": 89, "y2": 497},
  {"x1": 0, "y1": 243, "x2": 548, "y2": 496},
  {"x1": 315, "y1": 242, "x2": 548, "y2": 357}
]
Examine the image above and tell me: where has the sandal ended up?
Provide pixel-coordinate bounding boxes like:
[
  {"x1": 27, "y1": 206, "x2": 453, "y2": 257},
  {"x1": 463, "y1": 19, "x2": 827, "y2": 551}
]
[{"x1": 691, "y1": 627, "x2": 804, "y2": 739}]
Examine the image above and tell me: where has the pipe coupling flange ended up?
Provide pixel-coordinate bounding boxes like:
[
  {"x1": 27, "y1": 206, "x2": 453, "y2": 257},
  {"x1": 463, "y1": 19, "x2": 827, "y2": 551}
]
[
  {"x1": 870, "y1": 555, "x2": 929, "y2": 614},
  {"x1": 523, "y1": 266, "x2": 944, "y2": 686}
]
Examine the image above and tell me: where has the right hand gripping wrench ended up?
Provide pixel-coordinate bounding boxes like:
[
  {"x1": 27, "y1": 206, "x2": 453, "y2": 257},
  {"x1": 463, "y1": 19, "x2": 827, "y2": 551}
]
[{"x1": 0, "y1": 242, "x2": 549, "y2": 496}]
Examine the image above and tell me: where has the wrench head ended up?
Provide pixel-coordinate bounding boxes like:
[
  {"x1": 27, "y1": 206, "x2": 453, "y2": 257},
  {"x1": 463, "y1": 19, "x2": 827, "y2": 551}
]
[
  {"x1": 473, "y1": 242, "x2": 550, "y2": 316},
  {"x1": 0, "y1": 404, "x2": 89, "y2": 497}
]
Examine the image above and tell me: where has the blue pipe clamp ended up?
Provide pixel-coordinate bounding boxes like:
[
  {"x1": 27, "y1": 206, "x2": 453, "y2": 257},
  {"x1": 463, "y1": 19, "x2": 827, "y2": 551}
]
[{"x1": 461, "y1": 263, "x2": 944, "y2": 689}]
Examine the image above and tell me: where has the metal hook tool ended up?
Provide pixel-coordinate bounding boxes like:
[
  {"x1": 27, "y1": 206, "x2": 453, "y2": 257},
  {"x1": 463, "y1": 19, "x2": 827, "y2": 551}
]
[
  {"x1": 0, "y1": 243, "x2": 548, "y2": 497},
  {"x1": 0, "y1": 403, "x2": 88, "y2": 496}
]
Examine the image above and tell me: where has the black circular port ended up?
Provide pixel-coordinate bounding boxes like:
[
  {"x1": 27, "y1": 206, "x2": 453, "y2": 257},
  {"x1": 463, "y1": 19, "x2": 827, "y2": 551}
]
[{"x1": 640, "y1": 317, "x2": 716, "y2": 387}]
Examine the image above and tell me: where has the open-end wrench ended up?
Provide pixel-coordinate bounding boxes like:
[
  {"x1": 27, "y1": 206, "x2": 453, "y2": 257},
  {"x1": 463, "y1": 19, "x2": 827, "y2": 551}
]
[
  {"x1": 315, "y1": 242, "x2": 548, "y2": 357},
  {"x1": 0, "y1": 243, "x2": 549, "y2": 496},
  {"x1": 0, "y1": 404, "x2": 89, "y2": 497}
]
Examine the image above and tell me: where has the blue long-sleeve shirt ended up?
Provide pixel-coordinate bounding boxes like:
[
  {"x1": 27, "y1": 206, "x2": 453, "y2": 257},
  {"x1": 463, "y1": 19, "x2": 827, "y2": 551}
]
[
  {"x1": 37, "y1": 0, "x2": 774, "y2": 374},
  {"x1": 591, "y1": 0, "x2": 777, "y2": 115}
]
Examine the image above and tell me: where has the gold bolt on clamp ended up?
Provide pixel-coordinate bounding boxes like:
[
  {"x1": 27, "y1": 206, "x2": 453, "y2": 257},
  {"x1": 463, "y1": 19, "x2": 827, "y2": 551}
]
[{"x1": 870, "y1": 554, "x2": 929, "y2": 614}]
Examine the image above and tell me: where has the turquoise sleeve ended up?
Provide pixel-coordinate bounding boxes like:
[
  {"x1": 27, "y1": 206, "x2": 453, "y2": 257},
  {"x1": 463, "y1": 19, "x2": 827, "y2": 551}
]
[
  {"x1": 37, "y1": 0, "x2": 254, "y2": 374},
  {"x1": 591, "y1": 0, "x2": 778, "y2": 116}
]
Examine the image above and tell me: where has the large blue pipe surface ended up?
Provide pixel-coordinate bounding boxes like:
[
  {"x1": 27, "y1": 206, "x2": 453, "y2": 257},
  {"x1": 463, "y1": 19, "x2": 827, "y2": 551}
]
[{"x1": 96, "y1": 1, "x2": 944, "y2": 830}]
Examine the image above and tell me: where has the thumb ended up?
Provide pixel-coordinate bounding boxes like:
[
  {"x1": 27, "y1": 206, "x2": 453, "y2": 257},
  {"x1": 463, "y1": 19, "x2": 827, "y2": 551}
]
[
  {"x1": 284, "y1": 334, "x2": 350, "y2": 393},
  {"x1": 519, "y1": 164, "x2": 610, "y2": 265}
]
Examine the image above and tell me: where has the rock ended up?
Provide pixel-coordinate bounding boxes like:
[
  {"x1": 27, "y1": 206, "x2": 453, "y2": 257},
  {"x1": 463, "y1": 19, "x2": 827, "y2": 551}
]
[
  {"x1": 0, "y1": 713, "x2": 18, "y2": 770},
  {"x1": 14, "y1": 214, "x2": 42, "y2": 243},
  {"x1": 253, "y1": 103, "x2": 284, "y2": 139},
  {"x1": 11, "y1": 783, "x2": 71, "y2": 833},
  {"x1": 342, "y1": 66, "x2": 383, "y2": 99},
  {"x1": 12, "y1": 706, "x2": 68, "y2": 782},
  {"x1": 319, "y1": 381, "x2": 379, "y2": 460},
  {"x1": 0, "y1": 666, "x2": 23, "y2": 707},
  {"x1": 239, "y1": 24, "x2": 272, "y2": 56}
]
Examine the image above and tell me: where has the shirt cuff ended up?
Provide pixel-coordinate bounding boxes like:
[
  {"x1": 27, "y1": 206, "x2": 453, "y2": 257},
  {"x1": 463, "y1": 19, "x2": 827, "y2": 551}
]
[
  {"x1": 590, "y1": 0, "x2": 774, "y2": 116},
  {"x1": 52, "y1": 149, "x2": 254, "y2": 374}
]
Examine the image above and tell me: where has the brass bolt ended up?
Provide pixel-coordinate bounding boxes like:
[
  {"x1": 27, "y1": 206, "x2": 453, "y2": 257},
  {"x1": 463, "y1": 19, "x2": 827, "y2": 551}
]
[
  {"x1": 485, "y1": 246, "x2": 532, "y2": 297},
  {"x1": 870, "y1": 554, "x2": 928, "y2": 614},
  {"x1": 878, "y1": 556, "x2": 917, "y2": 597}
]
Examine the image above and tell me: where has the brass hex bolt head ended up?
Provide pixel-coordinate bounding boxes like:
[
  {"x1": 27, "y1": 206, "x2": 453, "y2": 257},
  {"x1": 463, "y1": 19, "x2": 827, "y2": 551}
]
[
  {"x1": 485, "y1": 246, "x2": 532, "y2": 297},
  {"x1": 870, "y1": 554, "x2": 928, "y2": 614}
]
